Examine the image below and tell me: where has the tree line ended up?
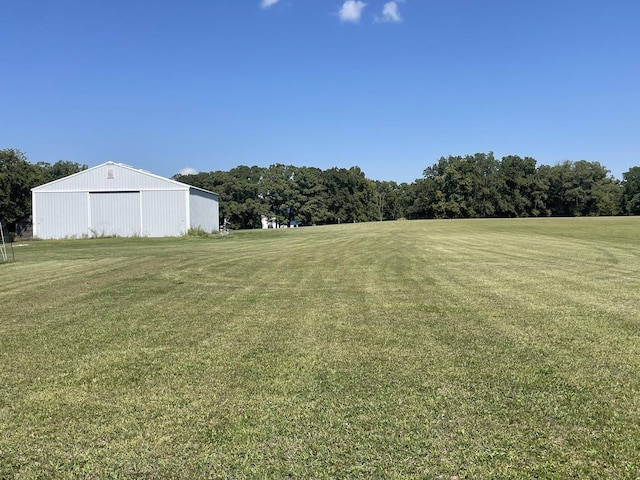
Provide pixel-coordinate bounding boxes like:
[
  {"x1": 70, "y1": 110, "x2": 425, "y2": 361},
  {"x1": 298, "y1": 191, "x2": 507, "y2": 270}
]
[
  {"x1": 175, "y1": 153, "x2": 640, "y2": 228},
  {"x1": 2, "y1": 148, "x2": 639, "y2": 233}
]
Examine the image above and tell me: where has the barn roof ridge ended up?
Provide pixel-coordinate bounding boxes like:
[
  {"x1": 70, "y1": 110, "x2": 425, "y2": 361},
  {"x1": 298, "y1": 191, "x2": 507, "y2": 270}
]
[{"x1": 32, "y1": 161, "x2": 218, "y2": 196}]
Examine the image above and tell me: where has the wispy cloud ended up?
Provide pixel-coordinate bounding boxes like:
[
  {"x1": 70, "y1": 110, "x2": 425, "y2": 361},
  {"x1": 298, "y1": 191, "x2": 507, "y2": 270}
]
[
  {"x1": 338, "y1": 1, "x2": 367, "y2": 23},
  {"x1": 375, "y1": 1, "x2": 403, "y2": 23},
  {"x1": 260, "y1": 0, "x2": 280, "y2": 9},
  {"x1": 179, "y1": 167, "x2": 198, "y2": 176}
]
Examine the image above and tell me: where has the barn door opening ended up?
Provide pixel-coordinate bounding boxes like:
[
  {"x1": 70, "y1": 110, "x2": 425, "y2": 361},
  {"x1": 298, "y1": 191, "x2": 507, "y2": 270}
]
[{"x1": 89, "y1": 191, "x2": 141, "y2": 237}]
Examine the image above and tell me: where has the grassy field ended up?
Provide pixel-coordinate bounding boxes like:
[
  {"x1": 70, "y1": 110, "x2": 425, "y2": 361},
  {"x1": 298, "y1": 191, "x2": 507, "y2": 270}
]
[{"x1": 1, "y1": 217, "x2": 639, "y2": 478}]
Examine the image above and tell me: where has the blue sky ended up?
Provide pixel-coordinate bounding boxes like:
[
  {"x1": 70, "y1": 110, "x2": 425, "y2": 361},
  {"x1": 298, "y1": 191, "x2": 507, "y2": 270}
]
[{"x1": 2, "y1": 0, "x2": 639, "y2": 183}]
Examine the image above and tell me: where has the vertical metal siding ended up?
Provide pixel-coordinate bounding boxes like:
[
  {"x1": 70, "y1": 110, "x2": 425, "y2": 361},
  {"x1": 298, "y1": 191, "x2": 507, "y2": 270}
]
[
  {"x1": 141, "y1": 190, "x2": 187, "y2": 237},
  {"x1": 189, "y1": 189, "x2": 219, "y2": 232},
  {"x1": 32, "y1": 163, "x2": 218, "y2": 238},
  {"x1": 89, "y1": 192, "x2": 141, "y2": 237},
  {"x1": 33, "y1": 192, "x2": 89, "y2": 239}
]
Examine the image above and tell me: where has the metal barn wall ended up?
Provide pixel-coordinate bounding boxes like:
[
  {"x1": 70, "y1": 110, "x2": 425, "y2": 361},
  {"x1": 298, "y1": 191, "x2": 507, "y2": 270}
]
[
  {"x1": 32, "y1": 162, "x2": 219, "y2": 238},
  {"x1": 189, "y1": 189, "x2": 219, "y2": 232},
  {"x1": 90, "y1": 192, "x2": 141, "y2": 237},
  {"x1": 33, "y1": 192, "x2": 88, "y2": 239},
  {"x1": 141, "y1": 190, "x2": 188, "y2": 237}
]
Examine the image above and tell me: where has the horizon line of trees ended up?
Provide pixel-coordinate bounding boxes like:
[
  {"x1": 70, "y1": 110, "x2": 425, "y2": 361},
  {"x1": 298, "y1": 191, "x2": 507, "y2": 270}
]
[
  {"x1": 2, "y1": 148, "x2": 639, "y2": 233},
  {"x1": 175, "y1": 152, "x2": 640, "y2": 229}
]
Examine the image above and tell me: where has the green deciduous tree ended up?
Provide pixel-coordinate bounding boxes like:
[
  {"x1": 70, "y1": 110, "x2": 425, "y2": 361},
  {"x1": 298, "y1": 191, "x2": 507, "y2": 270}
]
[
  {"x1": 323, "y1": 167, "x2": 377, "y2": 223},
  {"x1": 497, "y1": 155, "x2": 540, "y2": 217},
  {"x1": 421, "y1": 153, "x2": 502, "y2": 218},
  {"x1": 373, "y1": 180, "x2": 403, "y2": 221},
  {"x1": 37, "y1": 160, "x2": 87, "y2": 183},
  {"x1": 0, "y1": 149, "x2": 44, "y2": 228},
  {"x1": 295, "y1": 167, "x2": 331, "y2": 225},
  {"x1": 260, "y1": 164, "x2": 301, "y2": 227},
  {"x1": 541, "y1": 161, "x2": 620, "y2": 216},
  {"x1": 403, "y1": 178, "x2": 435, "y2": 219},
  {"x1": 621, "y1": 166, "x2": 640, "y2": 215}
]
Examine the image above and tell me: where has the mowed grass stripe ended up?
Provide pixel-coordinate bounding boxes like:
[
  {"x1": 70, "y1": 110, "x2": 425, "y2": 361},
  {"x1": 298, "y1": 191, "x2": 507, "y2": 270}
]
[{"x1": 1, "y1": 217, "x2": 639, "y2": 478}]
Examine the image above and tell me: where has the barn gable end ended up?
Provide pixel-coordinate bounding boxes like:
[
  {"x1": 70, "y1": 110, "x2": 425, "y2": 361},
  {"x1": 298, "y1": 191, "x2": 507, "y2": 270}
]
[{"x1": 32, "y1": 162, "x2": 219, "y2": 239}]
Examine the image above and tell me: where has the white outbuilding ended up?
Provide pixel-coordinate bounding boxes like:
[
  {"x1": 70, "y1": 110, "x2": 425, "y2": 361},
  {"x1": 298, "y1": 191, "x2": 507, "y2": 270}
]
[{"x1": 32, "y1": 162, "x2": 219, "y2": 239}]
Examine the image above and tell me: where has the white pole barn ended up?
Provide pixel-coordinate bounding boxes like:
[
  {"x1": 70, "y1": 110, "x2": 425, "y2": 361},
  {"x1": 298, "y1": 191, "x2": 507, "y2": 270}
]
[{"x1": 31, "y1": 162, "x2": 219, "y2": 239}]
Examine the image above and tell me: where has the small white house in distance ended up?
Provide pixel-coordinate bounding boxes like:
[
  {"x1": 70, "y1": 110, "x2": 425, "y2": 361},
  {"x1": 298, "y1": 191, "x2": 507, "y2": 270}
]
[{"x1": 32, "y1": 162, "x2": 219, "y2": 239}]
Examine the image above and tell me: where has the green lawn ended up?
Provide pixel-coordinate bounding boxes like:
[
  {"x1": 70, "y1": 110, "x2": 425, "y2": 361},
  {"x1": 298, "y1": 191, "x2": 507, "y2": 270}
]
[{"x1": 1, "y1": 217, "x2": 639, "y2": 478}]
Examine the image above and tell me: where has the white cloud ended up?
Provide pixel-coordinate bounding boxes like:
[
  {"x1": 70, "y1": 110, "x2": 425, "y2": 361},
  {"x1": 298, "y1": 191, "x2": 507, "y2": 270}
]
[
  {"x1": 179, "y1": 167, "x2": 198, "y2": 176},
  {"x1": 376, "y1": 1, "x2": 403, "y2": 23},
  {"x1": 338, "y1": 1, "x2": 367, "y2": 23},
  {"x1": 260, "y1": 0, "x2": 280, "y2": 9}
]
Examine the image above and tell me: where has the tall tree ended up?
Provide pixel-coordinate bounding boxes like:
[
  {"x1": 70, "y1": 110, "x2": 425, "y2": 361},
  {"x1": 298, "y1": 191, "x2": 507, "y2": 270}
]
[
  {"x1": 323, "y1": 167, "x2": 377, "y2": 223},
  {"x1": 295, "y1": 166, "x2": 330, "y2": 225},
  {"x1": 221, "y1": 165, "x2": 266, "y2": 229},
  {"x1": 422, "y1": 153, "x2": 502, "y2": 218},
  {"x1": 403, "y1": 178, "x2": 435, "y2": 219},
  {"x1": 497, "y1": 155, "x2": 538, "y2": 217},
  {"x1": 260, "y1": 164, "x2": 301, "y2": 227},
  {"x1": 542, "y1": 161, "x2": 620, "y2": 216},
  {"x1": 373, "y1": 180, "x2": 403, "y2": 221},
  {"x1": 0, "y1": 149, "x2": 44, "y2": 229},
  {"x1": 37, "y1": 160, "x2": 87, "y2": 183},
  {"x1": 621, "y1": 166, "x2": 640, "y2": 215}
]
